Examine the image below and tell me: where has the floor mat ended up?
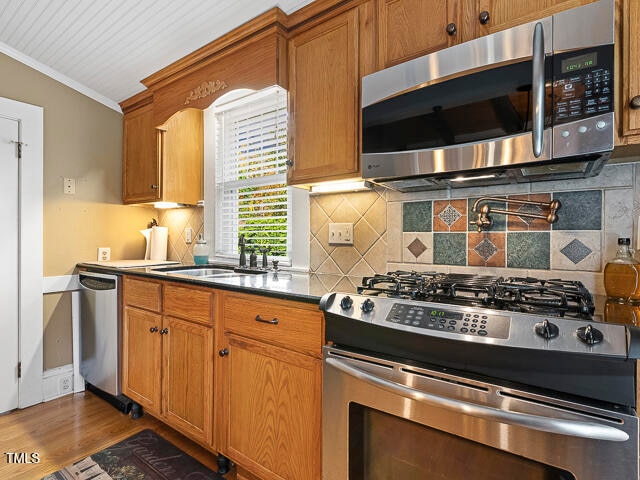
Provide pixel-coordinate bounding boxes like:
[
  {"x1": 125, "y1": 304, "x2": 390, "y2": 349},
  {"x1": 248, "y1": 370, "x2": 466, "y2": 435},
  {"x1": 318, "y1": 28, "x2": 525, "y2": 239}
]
[{"x1": 42, "y1": 429, "x2": 225, "y2": 479}]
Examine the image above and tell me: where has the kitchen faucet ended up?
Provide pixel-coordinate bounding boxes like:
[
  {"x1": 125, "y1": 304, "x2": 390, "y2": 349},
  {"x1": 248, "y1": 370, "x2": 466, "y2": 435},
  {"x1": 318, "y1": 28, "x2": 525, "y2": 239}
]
[{"x1": 238, "y1": 234, "x2": 247, "y2": 267}]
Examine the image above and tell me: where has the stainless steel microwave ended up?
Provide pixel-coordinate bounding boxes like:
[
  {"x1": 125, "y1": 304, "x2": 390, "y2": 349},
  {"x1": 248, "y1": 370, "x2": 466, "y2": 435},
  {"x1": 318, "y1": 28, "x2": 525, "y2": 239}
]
[{"x1": 361, "y1": 0, "x2": 614, "y2": 192}]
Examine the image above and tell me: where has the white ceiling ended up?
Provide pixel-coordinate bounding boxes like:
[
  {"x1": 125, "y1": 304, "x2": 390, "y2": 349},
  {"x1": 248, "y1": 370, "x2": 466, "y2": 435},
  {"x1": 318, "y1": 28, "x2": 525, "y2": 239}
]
[{"x1": 0, "y1": 0, "x2": 314, "y2": 111}]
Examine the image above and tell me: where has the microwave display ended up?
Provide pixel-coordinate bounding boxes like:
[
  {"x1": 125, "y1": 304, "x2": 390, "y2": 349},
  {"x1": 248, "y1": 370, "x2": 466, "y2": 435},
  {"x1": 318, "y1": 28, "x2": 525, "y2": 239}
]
[
  {"x1": 561, "y1": 52, "x2": 597, "y2": 73},
  {"x1": 553, "y1": 45, "x2": 613, "y2": 125}
]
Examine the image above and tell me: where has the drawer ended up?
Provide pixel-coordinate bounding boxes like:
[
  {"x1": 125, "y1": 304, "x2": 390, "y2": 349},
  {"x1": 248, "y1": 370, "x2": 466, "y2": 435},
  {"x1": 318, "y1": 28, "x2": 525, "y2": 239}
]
[
  {"x1": 164, "y1": 282, "x2": 213, "y2": 326},
  {"x1": 123, "y1": 276, "x2": 162, "y2": 312},
  {"x1": 223, "y1": 293, "x2": 323, "y2": 356}
]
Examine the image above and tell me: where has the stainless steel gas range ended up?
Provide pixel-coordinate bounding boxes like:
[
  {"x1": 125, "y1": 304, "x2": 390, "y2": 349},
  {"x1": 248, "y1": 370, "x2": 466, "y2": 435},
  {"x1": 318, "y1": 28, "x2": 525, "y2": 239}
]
[{"x1": 320, "y1": 272, "x2": 640, "y2": 480}]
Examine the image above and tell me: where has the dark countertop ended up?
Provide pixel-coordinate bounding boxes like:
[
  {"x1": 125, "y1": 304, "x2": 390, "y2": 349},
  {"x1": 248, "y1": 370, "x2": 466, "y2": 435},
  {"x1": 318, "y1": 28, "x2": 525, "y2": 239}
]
[{"x1": 77, "y1": 262, "x2": 360, "y2": 305}]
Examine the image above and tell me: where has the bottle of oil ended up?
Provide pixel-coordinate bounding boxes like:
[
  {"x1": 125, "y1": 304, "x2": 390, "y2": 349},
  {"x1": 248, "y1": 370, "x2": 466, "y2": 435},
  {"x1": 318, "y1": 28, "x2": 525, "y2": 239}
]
[{"x1": 604, "y1": 238, "x2": 640, "y2": 324}]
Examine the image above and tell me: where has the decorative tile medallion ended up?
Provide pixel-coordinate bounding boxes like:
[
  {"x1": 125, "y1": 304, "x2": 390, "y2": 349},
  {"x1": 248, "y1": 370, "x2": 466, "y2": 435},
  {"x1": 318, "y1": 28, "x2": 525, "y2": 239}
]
[
  {"x1": 516, "y1": 203, "x2": 544, "y2": 226},
  {"x1": 468, "y1": 232, "x2": 505, "y2": 267},
  {"x1": 438, "y1": 204, "x2": 462, "y2": 227},
  {"x1": 507, "y1": 194, "x2": 551, "y2": 231},
  {"x1": 433, "y1": 200, "x2": 467, "y2": 232},
  {"x1": 474, "y1": 238, "x2": 498, "y2": 262},
  {"x1": 560, "y1": 239, "x2": 593, "y2": 265},
  {"x1": 407, "y1": 237, "x2": 427, "y2": 258}
]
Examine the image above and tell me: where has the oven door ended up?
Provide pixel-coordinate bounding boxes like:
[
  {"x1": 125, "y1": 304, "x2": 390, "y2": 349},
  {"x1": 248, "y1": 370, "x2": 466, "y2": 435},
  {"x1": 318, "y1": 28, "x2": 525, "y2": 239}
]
[{"x1": 322, "y1": 346, "x2": 638, "y2": 480}]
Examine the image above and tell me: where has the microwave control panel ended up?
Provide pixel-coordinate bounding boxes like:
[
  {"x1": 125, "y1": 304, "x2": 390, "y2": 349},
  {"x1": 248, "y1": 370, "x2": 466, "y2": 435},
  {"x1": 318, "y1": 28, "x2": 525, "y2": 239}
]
[{"x1": 552, "y1": 45, "x2": 614, "y2": 125}]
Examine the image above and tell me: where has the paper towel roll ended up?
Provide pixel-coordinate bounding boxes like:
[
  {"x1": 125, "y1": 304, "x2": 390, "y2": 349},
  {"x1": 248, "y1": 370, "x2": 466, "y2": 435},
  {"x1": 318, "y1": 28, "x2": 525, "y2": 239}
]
[
  {"x1": 150, "y1": 226, "x2": 168, "y2": 261},
  {"x1": 140, "y1": 226, "x2": 168, "y2": 261}
]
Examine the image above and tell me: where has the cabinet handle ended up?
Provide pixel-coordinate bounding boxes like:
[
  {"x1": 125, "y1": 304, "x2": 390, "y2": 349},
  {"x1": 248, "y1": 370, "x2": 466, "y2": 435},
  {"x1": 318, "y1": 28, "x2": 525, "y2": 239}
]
[
  {"x1": 160, "y1": 328, "x2": 169, "y2": 335},
  {"x1": 255, "y1": 315, "x2": 279, "y2": 325},
  {"x1": 218, "y1": 349, "x2": 229, "y2": 357},
  {"x1": 149, "y1": 326, "x2": 158, "y2": 333},
  {"x1": 446, "y1": 23, "x2": 457, "y2": 36},
  {"x1": 630, "y1": 96, "x2": 640, "y2": 110},
  {"x1": 151, "y1": 184, "x2": 158, "y2": 190},
  {"x1": 285, "y1": 160, "x2": 294, "y2": 167},
  {"x1": 479, "y1": 11, "x2": 490, "y2": 25}
]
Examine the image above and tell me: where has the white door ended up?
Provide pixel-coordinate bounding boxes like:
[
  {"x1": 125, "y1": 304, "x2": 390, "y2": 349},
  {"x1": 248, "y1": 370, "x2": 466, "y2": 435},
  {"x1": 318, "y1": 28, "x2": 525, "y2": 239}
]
[{"x1": 0, "y1": 115, "x2": 20, "y2": 413}]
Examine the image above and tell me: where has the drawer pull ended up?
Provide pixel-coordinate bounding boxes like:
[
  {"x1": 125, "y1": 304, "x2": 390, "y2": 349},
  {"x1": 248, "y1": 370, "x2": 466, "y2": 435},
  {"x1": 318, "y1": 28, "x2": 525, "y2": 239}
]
[
  {"x1": 255, "y1": 315, "x2": 279, "y2": 325},
  {"x1": 149, "y1": 326, "x2": 158, "y2": 333},
  {"x1": 219, "y1": 348, "x2": 229, "y2": 357},
  {"x1": 630, "y1": 96, "x2": 640, "y2": 110}
]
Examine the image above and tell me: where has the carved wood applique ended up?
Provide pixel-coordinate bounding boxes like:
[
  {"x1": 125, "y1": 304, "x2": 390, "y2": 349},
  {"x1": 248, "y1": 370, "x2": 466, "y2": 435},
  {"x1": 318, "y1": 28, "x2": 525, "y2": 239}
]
[{"x1": 184, "y1": 80, "x2": 228, "y2": 105}]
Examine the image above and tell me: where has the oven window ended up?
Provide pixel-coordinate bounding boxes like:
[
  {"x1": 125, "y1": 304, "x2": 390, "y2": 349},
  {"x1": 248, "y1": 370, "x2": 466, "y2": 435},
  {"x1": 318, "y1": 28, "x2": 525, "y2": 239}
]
[
  {"x1": 362, "y1": 59, "x2": 553, "y2": 154},
  {"x1": 348, "y1": 403, "x2": 575, "y2": 480}
]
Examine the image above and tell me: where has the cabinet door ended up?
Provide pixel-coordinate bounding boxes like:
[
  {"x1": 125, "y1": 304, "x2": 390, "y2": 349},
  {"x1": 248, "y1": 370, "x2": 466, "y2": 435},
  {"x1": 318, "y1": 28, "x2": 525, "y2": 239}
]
[
  {"x1": 122, "y1": 103, "x2": 159, "y2": 204},
  {"x1": 222, "y1": 334, "x2": 321, "y2": 480},
  {"x1": 162, "y1": 316, "x2": 214, "y2": 445},
  {"x1": 475, "y1": 0, "x2": 596, "y2": 37},
  {"x1": 622, "y1": 0, "x2": 640, "y2": 142},
  {"x1": 122, "y1": 306, "x2": 162, "y2": 415},
  {"x1": 287, "y1": 8, "x2": 362, "y2": 184},
  {"x1": 378, "y1": 0, "x2": 462, "y2": 68},
  {"x1": 158, "y1": 108, "x2": 204, "y2": 205}
]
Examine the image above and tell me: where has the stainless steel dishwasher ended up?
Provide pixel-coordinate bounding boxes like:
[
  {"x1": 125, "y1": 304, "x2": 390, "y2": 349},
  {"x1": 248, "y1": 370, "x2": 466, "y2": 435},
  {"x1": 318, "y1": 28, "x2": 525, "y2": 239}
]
[{"x1": 79, "y1": 271, "x2": 133, "y2": 413}]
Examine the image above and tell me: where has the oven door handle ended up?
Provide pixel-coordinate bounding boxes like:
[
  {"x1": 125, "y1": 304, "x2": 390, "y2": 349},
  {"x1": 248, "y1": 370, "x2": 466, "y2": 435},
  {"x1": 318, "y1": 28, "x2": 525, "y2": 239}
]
[{"x1": 325, "y1": 357, "x2": 629, "y2": 442}]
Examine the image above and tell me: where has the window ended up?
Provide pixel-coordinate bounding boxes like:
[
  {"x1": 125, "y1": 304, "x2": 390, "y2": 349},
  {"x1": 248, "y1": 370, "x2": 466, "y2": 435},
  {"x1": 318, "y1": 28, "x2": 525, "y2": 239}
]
[{"x1": 205, "y1": 86, "x2": 308, "y2": 268}]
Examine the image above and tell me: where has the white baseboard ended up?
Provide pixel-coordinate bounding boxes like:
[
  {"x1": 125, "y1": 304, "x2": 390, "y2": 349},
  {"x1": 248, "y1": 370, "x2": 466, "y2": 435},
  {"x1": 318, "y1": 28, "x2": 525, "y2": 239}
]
[{"x1": 42, "y1": 364, "x2": 83, "y2": 401}]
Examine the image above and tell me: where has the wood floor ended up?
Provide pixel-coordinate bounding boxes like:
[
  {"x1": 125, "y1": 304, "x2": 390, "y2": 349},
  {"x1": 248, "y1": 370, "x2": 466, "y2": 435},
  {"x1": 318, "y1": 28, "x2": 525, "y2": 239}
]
[{"x1": 0, "y1": 391, "x2": 230, "y2": 480}]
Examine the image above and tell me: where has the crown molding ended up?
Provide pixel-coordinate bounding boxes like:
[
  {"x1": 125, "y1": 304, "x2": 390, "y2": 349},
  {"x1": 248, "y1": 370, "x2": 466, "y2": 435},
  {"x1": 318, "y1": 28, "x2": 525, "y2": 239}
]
[{"x1": 0, "y1": 41, "x2": 122, "y2": 113}]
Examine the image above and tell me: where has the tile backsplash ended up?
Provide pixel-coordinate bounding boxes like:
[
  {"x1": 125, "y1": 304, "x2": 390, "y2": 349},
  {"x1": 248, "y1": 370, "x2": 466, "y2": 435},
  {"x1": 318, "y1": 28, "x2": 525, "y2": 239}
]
[
  {"x1": 157, "y1": 206, "x2": 204, "y2": 264},
  {"x1": 310, "y1": 161, "x2": 640, "y2": 296},
  {"x1": 400, "y1": 190, "x2": 601, "y2": 271}
]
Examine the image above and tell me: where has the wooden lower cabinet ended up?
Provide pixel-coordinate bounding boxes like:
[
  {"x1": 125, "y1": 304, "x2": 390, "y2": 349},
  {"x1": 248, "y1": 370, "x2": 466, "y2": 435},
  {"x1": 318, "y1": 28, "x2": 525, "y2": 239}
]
[
  {"x1": 217, "y1": 292, "x2": 324, "y2": 480},
  {"x1": 122, "y1": 277, "x2": 215, "y2": 448},
  {"x1": 221, "y1": 334, "x2": 322, "y2": 480},
  {"x1": 122, "y1": 306, "x2": 162, "y2": 415},
  {"x1": 162, "y1": 316, "x2": 214, "y2": 443}
]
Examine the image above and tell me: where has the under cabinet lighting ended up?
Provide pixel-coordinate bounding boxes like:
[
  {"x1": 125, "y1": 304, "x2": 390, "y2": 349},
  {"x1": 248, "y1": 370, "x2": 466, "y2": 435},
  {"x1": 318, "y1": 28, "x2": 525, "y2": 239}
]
[
  {"x1": 153, "y1": 202, "x2": 183, "y2": 209},
  {"x1": 450, "y1": 174, "x2": 497, "y2": 183},
  {"x1": 310, "y1": 180, "x2": 372, "y2": 194}
]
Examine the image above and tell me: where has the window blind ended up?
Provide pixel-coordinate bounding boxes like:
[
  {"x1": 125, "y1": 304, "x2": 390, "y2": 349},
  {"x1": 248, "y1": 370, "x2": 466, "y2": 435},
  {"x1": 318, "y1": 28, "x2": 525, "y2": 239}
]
[{"x1": 214, "y1": 86, "x2": 290, "y2": 260}]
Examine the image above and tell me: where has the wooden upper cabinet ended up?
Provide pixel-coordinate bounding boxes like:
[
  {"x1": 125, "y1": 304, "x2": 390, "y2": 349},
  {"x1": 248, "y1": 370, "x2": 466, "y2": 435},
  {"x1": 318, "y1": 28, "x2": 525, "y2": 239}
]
[
  {"x1": 157, "y1": 109, "x2": 204, "y2": 206},
  {"x1": 287, "y1": 3, "x2": 375, "y2": 185},
  {"x1": 122, "y1": 94, "x2": 158, "y2": 204},
  {"x1": 378, "y1": 0, "x2": 464, "y2": 69},
  {"x1": 475, "y1": 0, "x2": 596, "y2": 37},
  {"x1": 621, "y1": 0, "x2": 640, "y2": 143}
]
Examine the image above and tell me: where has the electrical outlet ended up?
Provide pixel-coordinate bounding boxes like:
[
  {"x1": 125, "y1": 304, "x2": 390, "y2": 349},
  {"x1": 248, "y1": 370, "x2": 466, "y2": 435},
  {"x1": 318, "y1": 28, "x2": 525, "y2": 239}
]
[
  {"x1": 98, "y1": 247, "x2": 111, "y2": 261},
  {"x1": 60, "y1": 375, "x2": 72, "y2": 393},
  {"x1": 63, "y1": 177, "x2": 76, "y2": 195},
  {"x1": 328, "y1": 223, "x2": 354, "y2": 245},
  {"x1": 185, "y1": 227, "x2": 193, "y2": 244}
]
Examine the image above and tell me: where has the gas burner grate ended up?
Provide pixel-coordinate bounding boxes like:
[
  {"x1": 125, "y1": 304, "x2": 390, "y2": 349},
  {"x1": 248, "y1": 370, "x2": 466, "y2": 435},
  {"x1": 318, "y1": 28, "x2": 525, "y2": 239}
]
[{"x1": 358, "y1": 271, "x2": 594, "y2": 319}]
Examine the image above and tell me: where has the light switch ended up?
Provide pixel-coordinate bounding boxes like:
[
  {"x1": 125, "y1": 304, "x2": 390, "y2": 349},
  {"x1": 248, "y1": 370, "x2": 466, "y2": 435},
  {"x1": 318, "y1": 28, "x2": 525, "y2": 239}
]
[{"x1": 328, "y1": 223, "x2": 353, "y2": 245}]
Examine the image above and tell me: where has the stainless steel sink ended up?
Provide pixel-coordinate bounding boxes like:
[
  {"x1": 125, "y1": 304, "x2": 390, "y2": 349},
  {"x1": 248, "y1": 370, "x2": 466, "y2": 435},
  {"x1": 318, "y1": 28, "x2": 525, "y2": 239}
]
[{"x1": 153, "y1": 266, "x2": 235, "y2": 277}]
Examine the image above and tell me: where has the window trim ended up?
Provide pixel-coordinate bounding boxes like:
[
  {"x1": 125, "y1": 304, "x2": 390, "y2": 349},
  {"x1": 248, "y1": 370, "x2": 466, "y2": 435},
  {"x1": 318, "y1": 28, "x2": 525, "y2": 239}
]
[{"x1": 203, "y1": 87, "x2": 309, "y2": 271}]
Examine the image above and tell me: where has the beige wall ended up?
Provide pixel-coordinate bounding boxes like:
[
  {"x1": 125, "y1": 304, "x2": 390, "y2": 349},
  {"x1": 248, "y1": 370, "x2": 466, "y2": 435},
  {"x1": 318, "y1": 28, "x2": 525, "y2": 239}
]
[{"x1": 0, "y1": 52, "x2": 155, "y2": 369}]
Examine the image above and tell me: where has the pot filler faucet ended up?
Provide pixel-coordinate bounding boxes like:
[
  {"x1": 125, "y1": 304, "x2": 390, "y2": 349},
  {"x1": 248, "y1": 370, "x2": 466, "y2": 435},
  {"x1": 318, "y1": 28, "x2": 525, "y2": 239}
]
[{"x1": 471, "y1": 196, "x2": 561, "y2": 232}]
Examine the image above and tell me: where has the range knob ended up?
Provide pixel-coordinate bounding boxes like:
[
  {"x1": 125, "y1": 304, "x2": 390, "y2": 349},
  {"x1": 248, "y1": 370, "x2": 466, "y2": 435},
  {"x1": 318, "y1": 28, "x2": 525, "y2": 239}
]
[
  {"x1": 340, "y1": 295, "x2": 353, "y2": 310},
  {"x1": 534, "y1": 319, "x2": 559, "y2": 339},
  {"x1": 361, "y1": 298, "x2": 375, "y2": 313},
  {"x1": 576, "y1": 324, "x2": 603, "y2": 345}
]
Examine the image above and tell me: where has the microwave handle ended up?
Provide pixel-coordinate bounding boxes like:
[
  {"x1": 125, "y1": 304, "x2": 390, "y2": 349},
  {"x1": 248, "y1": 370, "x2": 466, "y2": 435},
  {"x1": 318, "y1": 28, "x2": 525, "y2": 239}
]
[{"x1": 532, "y1": 22, "x2": 545, "y2": 158}]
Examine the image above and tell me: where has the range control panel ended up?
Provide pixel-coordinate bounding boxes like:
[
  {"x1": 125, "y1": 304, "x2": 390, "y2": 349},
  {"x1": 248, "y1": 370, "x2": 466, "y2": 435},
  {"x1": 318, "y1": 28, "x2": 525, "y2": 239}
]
[
  {"x1": 553, "y1": 45, "x2": 613, "y2": 125},
  {"x1": 385, "y1": 303, "x2": 510, "y2": 339}
]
